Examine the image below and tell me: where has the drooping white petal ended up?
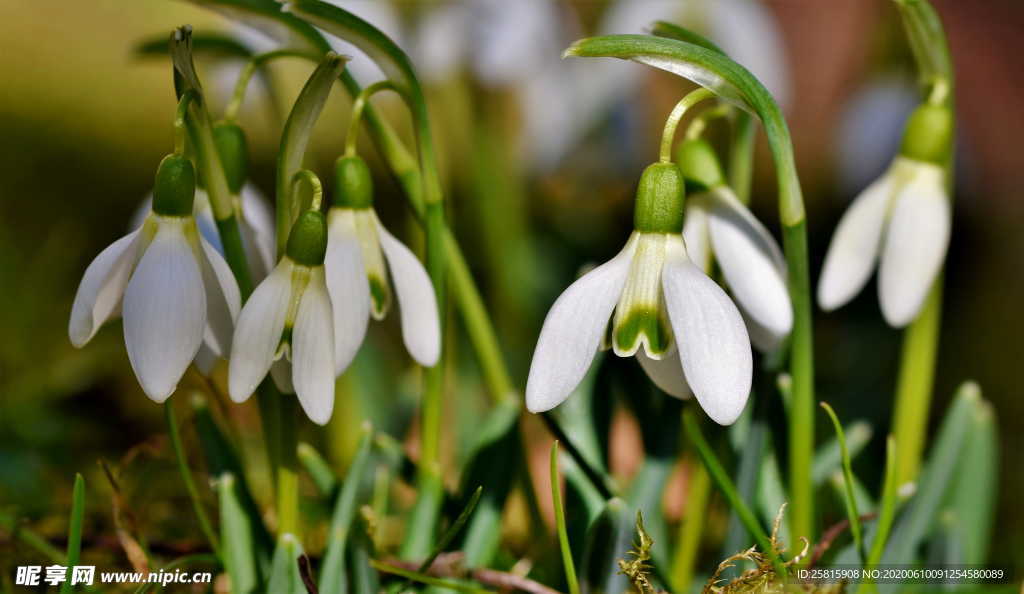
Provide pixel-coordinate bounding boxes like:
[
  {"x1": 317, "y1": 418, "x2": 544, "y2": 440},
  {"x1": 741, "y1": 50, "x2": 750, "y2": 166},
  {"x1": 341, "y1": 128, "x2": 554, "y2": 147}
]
[
  {"x1": 707, "y1": 186, "x2": 793, "y2": 346},
  {"x1": 240, "y1": 183, "x2": 277, "y2": 280},
  {"x1": 636, "y1": 345, "x2": 691, "y2": 399},
  {"x1": 662, "y1": 238, "x2": 752, "y2": 425},
  {"x1": 228, "y1": 260, "x2": 293, "y2": 403},
  {"x1": 376, "y1": 216, "x2": 441, "y2": 367},
  {"x1": 325, "y1": 210, "x2": 371, "y2": 375},
  {"x1": 817, "y1": 171, "x2": 894, "y2": 311},
  {"x1": 123, "y1": 220, "x2": 205, "y2": 402},
  {"x1": 878, "y1": 165, "x2": 950, "y2": 327},
  {"x1": 526, "y1": 236, "x2": 638, "y2": 413},
  {"x1": 69, "y1": 230, "x2": 142, "y2": 347},
  {"x1": 291, "y1": 271, "x2": 336, "y2": 425},
  {"x1": 197, "y1": 236, "x2": 242, "y2": 358},
  {"x1": 682, "y1": 193, "x2": 713, "y2": 273}
]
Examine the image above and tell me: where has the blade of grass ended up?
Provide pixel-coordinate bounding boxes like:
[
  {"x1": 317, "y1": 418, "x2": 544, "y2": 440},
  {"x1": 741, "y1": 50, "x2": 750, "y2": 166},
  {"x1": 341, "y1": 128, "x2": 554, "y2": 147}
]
[
  {"x1": 856, "y1": 436, "x2": 899, "y2": 594},
  {"x1": 267, "y1": 534, "x2": 305, "y2": 594},
  {"x1": 164, "y1": 402, "x2": 221, "y2": 560},
  {"x1": 297, "y1": 442, "x2": 338, "y2": 498},
  {"x1": 551, "y1": 442, "x2": 581, "y2": 594},
  {"x1": 217, "y1": 473, "x2": 260, "y2": 594},
  {"x1": 319, "y1": 426, "x2": 373, "y2": 593},
  {"x1": 370, "y1": 561, "x2": 493, "y2": 593},
  {"x1": 812, "y1": 421, "x2": 873, "y2": 486},
  {"x1": 403, "y1": 486, "x2": 481, "y2": 590},
  {"x1": 947, "y1": 399, "x2": 997, "y2": 564},
  {"x1": 820, "y1": 402, "x2": 866, "y2": 563},
  {"x1": 58, "y1": 474, "x2": 85, "y2": 594},
  {"x1": 683, "y1": 410, "x2": 786, "y2": 578}
]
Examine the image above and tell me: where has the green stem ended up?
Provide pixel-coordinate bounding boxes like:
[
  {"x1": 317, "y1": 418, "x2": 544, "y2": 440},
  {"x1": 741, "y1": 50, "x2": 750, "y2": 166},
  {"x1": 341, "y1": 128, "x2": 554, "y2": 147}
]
[
  {"x1": 551, "y1": 442, "x2": 581, "y2": 594},
  {"x1": 290, "y1": 169, "x2": 324, "y2": 212},
  {"x1": 164, "y1": 402, "x2": 222, "y2": 559},
  {"x1": 276, "y1": 398, "x2": 300, "y2": 537},
  {"x1": 683, "y1": 410, "x2": 787, "y2": 578},
  {"x1": 659, "y1": 88, "x2": 714, "y2": 163},
  {"x1": 857, "y1": 436, "x2": 899, "y2": 594},
  {"x1": 670, "y1": 460, "x2": 710, "y2": 592},
  {"x1": 728, "y1": 112, "x2": 757, "y2": 204},
  {"x1": 344, "y1": 80, "x2": 399, "y2": 157},
  {"x1": 820, "y1": 402, "x2": 865, "y2": 562},
  {"x1": 58, "y1": 474, "x2": 85, "y2": 594},
  {"x1": 173, "y1": 90, "x2": 198, "y2": 156},
  {"x1": 891, "y1": 282, "x2": 942, "y2": 485},
  {"x1": 224, "y1": 49, "x2": 320, "y2": 122}
]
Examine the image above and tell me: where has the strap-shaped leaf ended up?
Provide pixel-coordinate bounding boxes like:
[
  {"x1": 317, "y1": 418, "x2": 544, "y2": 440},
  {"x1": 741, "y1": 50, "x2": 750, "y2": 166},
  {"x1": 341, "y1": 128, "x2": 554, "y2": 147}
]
[
  {"x1": 894, "y1": 0, "x2": 952, "y2": 93},
  {"x1": 183, "y1": 0, "x2": 329, "y2": 54},
  {"x1": 564, "y1": 34, "x2": 804, "y2": 226}
]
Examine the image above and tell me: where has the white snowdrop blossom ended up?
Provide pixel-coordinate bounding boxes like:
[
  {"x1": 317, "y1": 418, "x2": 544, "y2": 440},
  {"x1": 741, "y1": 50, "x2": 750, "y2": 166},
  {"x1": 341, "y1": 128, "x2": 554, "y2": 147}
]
[
  {"x1": 228, "y1": 211, "x2": 337, "y2": 425},
  {"x1": 323, "y1": 156, "x2": 440, "y2": 376},
  {"x1": 526, "y1": 163, "x2": 752, "y2": 425},
  {"x1": 69, "y1": 155, "x2": 241, "y2": 402},
  {"x1": 818, "y1": 103, "x2": 953, "y2": 327},
  {"x1": 677, "y1": 140, "x2": 792, "y2": 352}
]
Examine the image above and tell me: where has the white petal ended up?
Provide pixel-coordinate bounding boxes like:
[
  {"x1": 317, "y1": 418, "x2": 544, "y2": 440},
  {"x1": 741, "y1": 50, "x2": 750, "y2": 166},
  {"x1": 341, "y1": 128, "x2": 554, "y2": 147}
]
[
  {"x1": 662, "y1": 239, "x2": 752, "y2": 425},
  {"x1": 123, "y1": 221, "x2": 205, "y2": 402},
  {"x1": 228, "y1": 261, "x2": 293, "y2": 402},
  {"x1": 525, "y1": 236, "x2": 637, "y2": 413},
  {"x1": 637, "y1": 345, "x2": 691, "y2": 399},
  {"x1": 291, "y1": 273, "x2": 336, "y2": 425},
  {"x1": 326, "y1": 210, "x2": 371, "y2": 375},
  {"x1": 69, "y1": 230, "x2": 142, "y2": 347},
  {"x1": 682, "y1": 193, "x2": 713, "y2": 273},
  {"x1": 240, "y1": 183, "x2": 277, "y2": 280},
  {"x1": 817, "y1": 171, "x2": 894, "y2": 311},
  {"x1": 376, "y1": 217, "x2": 441, "y2": 367},
  {"x1": 198, "y1": 237, "x2": 242, "y2": 358},
  {"x1": 878, "y1": 166, "x2": 950, "y2": 327},
  {"x1": 707, "y1": 187, "x2": 792, "y2": 345}
]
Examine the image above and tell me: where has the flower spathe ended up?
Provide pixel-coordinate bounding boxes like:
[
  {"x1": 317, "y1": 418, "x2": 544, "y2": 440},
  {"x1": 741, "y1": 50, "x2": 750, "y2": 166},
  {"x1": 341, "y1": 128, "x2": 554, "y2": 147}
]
[
  {"x1": 69, "y1": 156, "x2": 241, "y2": 402},
  {"x1": 817, "y1": 156, "x2": 950, "y2": 327},
  {"x1": 526, "y1": 163, "x2": 752, "y2": 426},
  {"x1": 228, "y1": 212, "x2": 336, "y2": 425},
  {"x1": 323, "y1": 155, "x2": 440, "y2": 376}
]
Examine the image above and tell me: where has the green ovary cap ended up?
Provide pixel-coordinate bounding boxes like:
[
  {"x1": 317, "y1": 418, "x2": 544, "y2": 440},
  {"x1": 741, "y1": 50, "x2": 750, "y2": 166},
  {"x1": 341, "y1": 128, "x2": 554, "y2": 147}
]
[
  {"x1": 333, "y1": 155, "x2": 374, "y2": 209},
  {"x1": 286, "y1": 210, "x2": 328, "y2": 266},
  {"x1": 675, "y1": 138, "x2": 725, "y2": 192},
  {"x1": 634, "y1": 162, "x2": 686, "y2": 234},
  {"x1": 899, "y1": 103, "x2": 953, "y2": 165},
  {"x1": 213, "y1": 121, "x2": 249, "y2": 194},
  {"x1": 152, "y1": 154, "x2": 196, "y2": 217}
]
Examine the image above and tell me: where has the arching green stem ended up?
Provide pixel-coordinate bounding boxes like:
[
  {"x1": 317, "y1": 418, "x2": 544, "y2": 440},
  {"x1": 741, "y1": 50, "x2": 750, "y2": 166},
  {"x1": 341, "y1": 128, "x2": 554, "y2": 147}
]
[
  {"x1": 659, "y1": 88, "x2": 714, "y2": 163},
  {"x1": 344, "y1": 80, "x2": 399, "y2": 157},
  {"x1": 224, "y1": 49, "x2": 320, "y2": 122},
  {"x1": 173, "y1": 90, "x2": 198, "y2": 156},
  {"x1": 290, "y1": 169, "x2": 323, "y2": 213}
]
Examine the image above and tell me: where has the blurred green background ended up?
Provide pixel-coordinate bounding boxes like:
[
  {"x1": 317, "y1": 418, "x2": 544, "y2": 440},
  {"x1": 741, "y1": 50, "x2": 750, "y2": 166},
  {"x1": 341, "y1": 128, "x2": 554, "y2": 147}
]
[{"x1": 1, "y1": 0, "x2": 1021, "y2": 582}]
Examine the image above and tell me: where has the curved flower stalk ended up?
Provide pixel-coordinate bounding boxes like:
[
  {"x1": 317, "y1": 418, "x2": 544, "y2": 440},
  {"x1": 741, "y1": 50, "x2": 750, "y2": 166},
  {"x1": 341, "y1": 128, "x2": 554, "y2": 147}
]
[
  {"x1": 229, "y1": 211, "x2": 336, "y2": 425},
  {"x1": 527, "y1": 162, "x2": 752, "y2": 426},
  {"x1": 69, "y1": 155, "x2": 241, "y2": 401},
  {"x1": 817, "y1": 105, "x2": 952, "y2": 327},
  {"x1": 677, "y1": 138, "x2": 792, "y2": 352},
  {"x1": 325, "y1": 155, "x2": 440, "y2": 376}
]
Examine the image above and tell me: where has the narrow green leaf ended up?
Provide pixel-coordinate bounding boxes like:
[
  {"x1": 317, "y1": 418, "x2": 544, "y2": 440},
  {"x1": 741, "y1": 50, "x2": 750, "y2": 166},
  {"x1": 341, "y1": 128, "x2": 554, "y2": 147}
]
[
  {"x1": 319, "y1": 426, "x2": 373, "y2": 593},
  {"x1": 579, "y1": 498, "x2": 634, "y2": 594},
  {"x1": 650, "y1": 20, "x2": 726, "y2": 54},
  {"x1": 297, "y1": 442, "x2": 338, "y2": 497},
  {"x1": 894, "y1": 0, "x2": 953, "y2": 93},
  {"x1": 182, "y1": 0, "x2": 330, "y2": 54},
  {"x1": 820, "y1": 402, "x2": 866, "y2": 562},
  {"x1": 217, "y1": 473, "x2": 260, "y2": 594},
  {"x1": 684, "y1": 410, "x2": 786, "y2": 577},
  {"x1": 828, "y1": 471, "x2": 876, "y2": 515},
  {"x1": 400, "y1": 486, "x2": 482, "y2": 594},
  {"x1": 551, "y1": 442, "x2": 581, "y2": 594},
  {"x1": 267, "y1": 534, "x2": 305, "y2": 594},
  {"x1": 855, "y1": 436, "x2": 899, "y2": 594},
  {"x1": 812, "y1": 421, "x2": 873, "y2": 486},
  {"x1": 457, "y1": 401, "x2": 520, "y2": 568},
  {"x1": 164, "y1": 402, "x2": 221, "y2": 560},
  {"x1": 59, "y1": 474, "x2": 85, "y2": 594},
  {"x1": 883, "y1": 383, "x2": 979, "y2": 564},
  {"x1": 947, "y1": 399, "x2": 997, "y2": 564},
  {"x1": 135, "y1": 31, "x2": 253, "y2": 59},
  {"x1": 756, "y1": 448, "x2": 791, "y2": 546}
]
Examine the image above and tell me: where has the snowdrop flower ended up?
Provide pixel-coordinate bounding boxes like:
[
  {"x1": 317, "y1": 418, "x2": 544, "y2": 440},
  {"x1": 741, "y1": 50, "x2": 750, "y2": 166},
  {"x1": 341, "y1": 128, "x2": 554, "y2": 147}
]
[
  {"x1": 228, "y1": 211, "x2": 336, "y2": 425},
  {"x1": 818, "y1": 103, "x2": 953, "y2": 327},
  {"x1": 526, "y1": 162, "x2": 752, "y2": 425},
  {"x1": 69, "y1": 155, "x2": 241, "y2": 401},
  {"x1": 323, "y1": 155, "x2": 440, "y2": 375},
  {"x1": 676, "y1": 139, "x2": 792, "y2": 352}
]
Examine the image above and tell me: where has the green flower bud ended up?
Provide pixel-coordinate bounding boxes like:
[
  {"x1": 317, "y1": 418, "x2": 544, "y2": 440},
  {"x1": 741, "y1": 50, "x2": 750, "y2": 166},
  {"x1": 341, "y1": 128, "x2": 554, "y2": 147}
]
[
  {"x1": 286, "y1": 210, "x2": 328, "y2": 267},
  {"x1": 332, "y1": 155, "x2": 374, "y2": 209},
  {"x1": 213, "y1": 121, "x2": 249, "y2": 194},
  {"x1": 633, "y1": 162, "x2": 685, "y2": 234},
  {"x1": 675, "y1": 138, "x2": 725, "y2": 192},
  {"x1": 899, "y1": 103, "x2": 953, "y2": 165},
  {"x1": 152, "y1": 154, "x2": 196, "y2": 217}
]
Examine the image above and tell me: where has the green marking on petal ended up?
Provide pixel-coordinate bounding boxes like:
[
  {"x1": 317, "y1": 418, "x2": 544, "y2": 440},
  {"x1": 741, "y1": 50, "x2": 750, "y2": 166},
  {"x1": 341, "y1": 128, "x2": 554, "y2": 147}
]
[
  {"x1": 613, "y1": 308, "x2": 672, "y2": 357},
  {"x1": 368, "y1": 274, "x2": 391, "y2": 319}
]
